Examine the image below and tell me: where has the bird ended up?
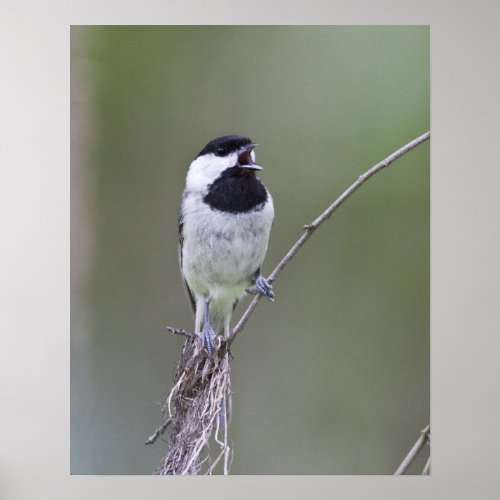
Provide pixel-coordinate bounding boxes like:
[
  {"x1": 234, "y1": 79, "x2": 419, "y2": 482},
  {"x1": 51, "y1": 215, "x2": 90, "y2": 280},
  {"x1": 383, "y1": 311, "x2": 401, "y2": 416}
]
[{"x1": 178, "y1": 135, "x2": 275, "y2": 355}]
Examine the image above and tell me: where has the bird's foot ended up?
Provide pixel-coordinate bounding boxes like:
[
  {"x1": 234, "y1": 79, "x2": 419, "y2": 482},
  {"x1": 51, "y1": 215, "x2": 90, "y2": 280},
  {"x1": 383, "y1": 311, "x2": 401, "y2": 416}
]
[
  {"x1": 201, "y1": 323, "x2": 216, "y2": 356},
  {"x1": 255, "y1": 276, "x2": 275, "y2": 302}
]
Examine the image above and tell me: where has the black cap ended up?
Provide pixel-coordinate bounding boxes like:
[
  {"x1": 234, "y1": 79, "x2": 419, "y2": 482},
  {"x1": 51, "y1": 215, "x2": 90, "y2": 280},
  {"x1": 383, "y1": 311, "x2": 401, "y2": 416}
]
[{"x1": 197, "y1": 135, "x2": 254, "y2": 158}]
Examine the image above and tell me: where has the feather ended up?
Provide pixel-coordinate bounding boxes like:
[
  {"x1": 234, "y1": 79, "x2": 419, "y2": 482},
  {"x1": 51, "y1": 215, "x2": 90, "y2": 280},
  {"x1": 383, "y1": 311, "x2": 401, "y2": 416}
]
[{"x1": 178, "y1": 211, "x2": 196, "y2": 315}]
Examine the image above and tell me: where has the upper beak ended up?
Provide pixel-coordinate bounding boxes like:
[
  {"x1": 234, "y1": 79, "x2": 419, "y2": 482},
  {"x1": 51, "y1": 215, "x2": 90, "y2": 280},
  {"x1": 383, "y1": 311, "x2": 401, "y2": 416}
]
[{"x1": 237, "y1": 143, "x2": 263, "y2": 170}]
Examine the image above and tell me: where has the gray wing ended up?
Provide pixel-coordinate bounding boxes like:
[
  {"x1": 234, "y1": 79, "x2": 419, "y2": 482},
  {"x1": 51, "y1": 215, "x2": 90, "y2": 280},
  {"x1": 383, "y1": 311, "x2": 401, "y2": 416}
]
[{"x1": 178, "y1": 210, "x2": 196, "y2": 315}]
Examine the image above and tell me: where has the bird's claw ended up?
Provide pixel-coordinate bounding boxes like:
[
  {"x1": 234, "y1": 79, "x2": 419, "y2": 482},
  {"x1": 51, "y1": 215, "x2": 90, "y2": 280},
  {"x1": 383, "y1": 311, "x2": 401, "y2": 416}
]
[{"x1": 255, "y1": 276, "x2": 275, "y2": 302}]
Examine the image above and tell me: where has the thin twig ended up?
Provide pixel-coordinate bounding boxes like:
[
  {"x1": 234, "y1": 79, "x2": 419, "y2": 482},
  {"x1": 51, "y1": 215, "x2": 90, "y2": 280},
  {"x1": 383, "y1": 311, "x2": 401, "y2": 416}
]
[
  {"x1": 394, "y1": 424, "x2": 430, "y2": 475},
  {"x1": 226, "y1": 131, "x2": 430, "y2": 346},
  {"x1": 422, "y1": 456, "x2": 431, "y2": 475},
  {"x1": 145, "y1": 418, "x2": 171, "y2": 445},
  {"x1": 167, "y1": 326, "x2": 196, "y2": 339}
]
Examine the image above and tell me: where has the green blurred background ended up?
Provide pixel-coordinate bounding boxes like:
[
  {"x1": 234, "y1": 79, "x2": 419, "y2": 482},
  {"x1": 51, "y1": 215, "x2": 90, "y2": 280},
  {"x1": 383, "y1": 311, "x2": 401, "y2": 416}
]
[{"x1": 71, "y1": 26, "x2": 429, "y2": 475}]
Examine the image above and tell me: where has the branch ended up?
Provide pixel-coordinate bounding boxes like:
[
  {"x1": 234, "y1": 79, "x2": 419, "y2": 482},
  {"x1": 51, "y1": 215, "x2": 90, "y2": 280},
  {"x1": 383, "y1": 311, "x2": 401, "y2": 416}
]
[
  {"x1": 394, "y1": 424, "x2": 430, "y2": 475},
  {"x1": 226, "y1": 131, "x2": 430, "y2": 345}
]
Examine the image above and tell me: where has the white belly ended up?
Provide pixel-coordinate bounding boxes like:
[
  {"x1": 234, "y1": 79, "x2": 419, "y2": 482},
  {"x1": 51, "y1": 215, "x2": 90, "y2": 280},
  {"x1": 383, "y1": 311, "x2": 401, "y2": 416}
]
[{"x1": 181, "y1": 193, "x2": 274, "y2": 303}]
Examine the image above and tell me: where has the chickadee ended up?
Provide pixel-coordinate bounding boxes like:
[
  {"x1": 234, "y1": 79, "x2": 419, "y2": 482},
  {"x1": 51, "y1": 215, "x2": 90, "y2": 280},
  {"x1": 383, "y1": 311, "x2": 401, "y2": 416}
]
[{"x1": 178, "y1": 135, "x2": 275, "y2": 354}]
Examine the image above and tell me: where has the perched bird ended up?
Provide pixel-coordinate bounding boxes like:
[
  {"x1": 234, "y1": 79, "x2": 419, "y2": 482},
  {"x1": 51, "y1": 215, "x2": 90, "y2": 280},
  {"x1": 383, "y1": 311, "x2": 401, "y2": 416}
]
[{"x1": 178, "y1": 135, "x2": 275, "y2": 354}]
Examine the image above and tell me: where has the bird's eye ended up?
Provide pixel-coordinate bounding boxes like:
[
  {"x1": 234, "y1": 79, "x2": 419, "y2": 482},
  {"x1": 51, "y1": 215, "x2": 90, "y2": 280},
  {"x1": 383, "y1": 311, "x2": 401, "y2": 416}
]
[{"x1": 216, "y1": 147, "x2": 225, "y2": 155}]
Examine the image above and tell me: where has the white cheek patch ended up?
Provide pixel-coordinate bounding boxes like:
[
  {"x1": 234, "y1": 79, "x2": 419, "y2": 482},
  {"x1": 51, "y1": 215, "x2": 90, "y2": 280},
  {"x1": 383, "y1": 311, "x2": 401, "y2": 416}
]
[{"x1": 186, "y1": 153, "x2": 237, "y2": 193}]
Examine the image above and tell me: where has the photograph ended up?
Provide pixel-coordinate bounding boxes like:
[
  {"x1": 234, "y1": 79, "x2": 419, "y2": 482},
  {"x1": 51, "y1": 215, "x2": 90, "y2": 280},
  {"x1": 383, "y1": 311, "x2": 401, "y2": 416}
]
[{"x1": 70, "y1": 25, "x2": 430, "y2": 475}]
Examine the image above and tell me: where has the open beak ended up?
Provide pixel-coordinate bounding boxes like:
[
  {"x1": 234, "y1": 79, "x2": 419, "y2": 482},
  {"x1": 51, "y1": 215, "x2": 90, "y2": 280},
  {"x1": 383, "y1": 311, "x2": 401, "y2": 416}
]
[{"x1": 237, "y1": 143, "x2": 263, "y2": 170}]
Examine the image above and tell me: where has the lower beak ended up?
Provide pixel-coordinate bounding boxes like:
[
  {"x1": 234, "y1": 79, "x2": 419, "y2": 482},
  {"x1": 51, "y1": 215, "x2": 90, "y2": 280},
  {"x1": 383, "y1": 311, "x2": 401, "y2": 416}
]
[{"x1": 240, "y1": 164, "x2": 263, "y2": 171}]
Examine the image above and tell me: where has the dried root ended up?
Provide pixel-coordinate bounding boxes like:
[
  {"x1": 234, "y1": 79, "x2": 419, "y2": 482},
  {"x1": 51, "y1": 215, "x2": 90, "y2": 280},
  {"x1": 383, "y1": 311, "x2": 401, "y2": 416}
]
[{"x1": 154, "y1": 335, "x2": 233, "y2": 475}]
